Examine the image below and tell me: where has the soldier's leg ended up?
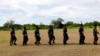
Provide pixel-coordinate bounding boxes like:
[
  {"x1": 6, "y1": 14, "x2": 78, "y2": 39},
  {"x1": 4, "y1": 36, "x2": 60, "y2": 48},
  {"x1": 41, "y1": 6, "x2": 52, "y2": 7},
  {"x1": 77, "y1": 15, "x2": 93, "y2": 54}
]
[
  {"x1": 81, "y1": 35, "x2": 84, "y2": 44},
  {"x1": 39, "y1": 37, "x2": 41, "y2": 42},
  {"x1": 94, "y1": 36, "x2": 98, "y2": 45},
  {"x1": 24, "y1": 37, "x2": 27, "y2": 45},
  {"x1": 26, "y1": 37, "x2": 28, "y2": 45},
  {"x1": 66, "y1": 35, "x2": 69, "y2": 43},
  {"x1": 23, "y1": 37, "x2": 25, "y2": 45},
  {"x1": 24, "y1": 36, "x2": 28, "y2": 45},
  {"x1": 10, "y1": 37, "x2": 13, "y2": 46},
  {"x1": 82, "y1": 35, "x2": 85, "y2": 44},
  {"x1": 82, "y1": 37, "x2": 84, "y2": 44},
  {"x1": 52, "y1": 35, "x2": 55, "y2": 44},
  {"x1": 35, "y1": 37, "x2": 38, "y2": 45},
  {"x1": 63, "y1": 40, "x2": 67, "y2": 45},
  {"x1": 36, "y1": 37, "x2": 39, "y2": 45},
  {"x1": 81, "y1": 35, "x2": 83, "y2": 44},
  {"x1": 63, "y1": 36, "x2": 67, "y2": 45},
  {"x1": 38, "y1": 36, "x2": 41, "y2": 44},
  {"x1": 79, "y1": 36, "x2": 81, "y2": 44},
  {"x1": 63, "y1": 37, "x2": 65, "y2": 45},
  {"x1": 48, "y1": 36, "x2": 52, "y2": 45},
  {"x1": 14, "y1": 37, "x2": 17, "y2": 45},
  {"x1": 94, "y1": 36, "x2": 96, "y2": 44},
  {"x1": 79, "y1": 35, "x2": 82, "y2": 44},
  {"x1": 95, "y1": 37, "x2": 98, "y2": 44},
  {"x1": 12, "y1": 37, "x2": 15, "y2": 45}
]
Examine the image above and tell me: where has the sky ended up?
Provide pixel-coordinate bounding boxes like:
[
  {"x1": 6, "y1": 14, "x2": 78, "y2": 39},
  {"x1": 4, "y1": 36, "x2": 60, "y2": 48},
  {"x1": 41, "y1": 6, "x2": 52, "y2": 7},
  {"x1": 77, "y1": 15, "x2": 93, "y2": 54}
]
[{"x1": 0, "y1": 0, "x2": 100, "y2": 26}]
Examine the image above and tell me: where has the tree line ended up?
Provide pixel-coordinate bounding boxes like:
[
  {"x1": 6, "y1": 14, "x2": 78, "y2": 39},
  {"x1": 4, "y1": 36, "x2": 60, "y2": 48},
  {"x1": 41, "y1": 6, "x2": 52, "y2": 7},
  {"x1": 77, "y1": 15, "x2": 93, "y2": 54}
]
[{"x1": 0, "y1": 18, "x2": 100, "y2": 30}]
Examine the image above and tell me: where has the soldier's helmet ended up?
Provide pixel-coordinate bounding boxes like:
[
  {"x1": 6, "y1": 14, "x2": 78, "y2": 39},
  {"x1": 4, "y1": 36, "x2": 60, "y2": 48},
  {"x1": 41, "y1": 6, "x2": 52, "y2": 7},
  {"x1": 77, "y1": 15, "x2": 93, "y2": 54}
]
[
  {"x1": 24, "y1": 27, "x2": 27, "y2": 30},
  {"x1": 94, "y1": 23, "x2": 97, "y2": 27},
  {"x1": 49, "y1": 25, "x2": 53, "y2": 28},
  {"x1": 11, "y1": 27, "x2": 14, "y2": 30}
]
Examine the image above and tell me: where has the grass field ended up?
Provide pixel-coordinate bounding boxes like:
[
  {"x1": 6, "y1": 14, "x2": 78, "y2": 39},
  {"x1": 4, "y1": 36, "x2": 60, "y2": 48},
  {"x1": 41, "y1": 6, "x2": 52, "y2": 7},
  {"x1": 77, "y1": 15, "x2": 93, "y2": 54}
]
[{"x1": 0, "y1": 28, "x2": 100, "y2": 56}]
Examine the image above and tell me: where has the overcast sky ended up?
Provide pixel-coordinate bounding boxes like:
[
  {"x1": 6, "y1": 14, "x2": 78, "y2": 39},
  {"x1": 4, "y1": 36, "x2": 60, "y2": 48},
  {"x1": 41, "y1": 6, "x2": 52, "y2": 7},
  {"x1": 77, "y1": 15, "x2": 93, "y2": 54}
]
[{"x1": 0, "y1": 0, "x2": 100, "y2": 26}]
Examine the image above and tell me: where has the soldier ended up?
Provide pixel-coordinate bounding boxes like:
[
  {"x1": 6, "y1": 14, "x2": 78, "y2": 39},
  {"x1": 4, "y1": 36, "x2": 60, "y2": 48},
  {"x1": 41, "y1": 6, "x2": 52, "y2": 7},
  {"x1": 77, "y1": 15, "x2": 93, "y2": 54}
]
[
  {"x1": 34, "y1": 26, "x2": 41, "y2": 45},
  {"x1": 10, "y1": 27, "x2": 17, "y2": 46},
  {"x1": 63, "y1": 25, "x2": 69, "y2": 45},
  {"x1": 23, "y1": 27, "x2": 28, "y2": 45},
  {"x1": 79, "y1": 23, "x2": 85, "y2": 45},
  {"x1": 48, "y1": 25, "x2": 55, "y2": 45},
  {"x1": 93, "y1": 23, "x2": 99, "y2": 45}
]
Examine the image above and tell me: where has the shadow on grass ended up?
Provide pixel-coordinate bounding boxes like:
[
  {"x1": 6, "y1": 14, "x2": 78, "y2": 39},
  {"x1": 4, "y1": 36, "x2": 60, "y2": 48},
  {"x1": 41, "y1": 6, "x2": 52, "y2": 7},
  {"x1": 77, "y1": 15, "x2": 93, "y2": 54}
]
[{"x1": 16, "y1": 43, "x2": 100, "y2": 46}]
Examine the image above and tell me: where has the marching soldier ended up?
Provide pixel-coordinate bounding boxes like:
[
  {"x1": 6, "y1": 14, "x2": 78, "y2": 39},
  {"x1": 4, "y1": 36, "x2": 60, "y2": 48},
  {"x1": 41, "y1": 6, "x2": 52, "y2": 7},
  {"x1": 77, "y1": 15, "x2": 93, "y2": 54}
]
[
  {"x1": 10, "y1": 27, "x2": 17, "y2": 46},
  {"x1": 23, "y1": 27, "x2": 28, "y2": 45},
  {"x1": 34, "y1": 26, "x2": 41, "y2": 45},
  {"x1": 63, "y1": 25, "x2": 69, "y2": 45},
  {"x1": 93, "y1": 23, "x2": 99, "y2": 45},
  {"x1": 79, "y1": 23, "x2": 85, "y2": 45},
  {"x1": 48, "y1": 25, "x2": 55, "y2": 45}
]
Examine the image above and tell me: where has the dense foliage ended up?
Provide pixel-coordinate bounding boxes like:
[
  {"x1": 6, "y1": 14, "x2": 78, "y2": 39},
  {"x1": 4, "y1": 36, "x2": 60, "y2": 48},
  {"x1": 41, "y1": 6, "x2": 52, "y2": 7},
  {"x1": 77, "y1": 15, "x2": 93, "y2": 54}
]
[{"x1": 0, "y1": 18, "x2": 100, "y2": 31}]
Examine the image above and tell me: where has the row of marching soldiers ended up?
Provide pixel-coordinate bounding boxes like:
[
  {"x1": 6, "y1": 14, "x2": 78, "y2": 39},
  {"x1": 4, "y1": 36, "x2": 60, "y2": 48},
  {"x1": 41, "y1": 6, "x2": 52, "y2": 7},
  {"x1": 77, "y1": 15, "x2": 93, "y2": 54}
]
[{"x1": 10, "y1": 23, "x2": 99, "y2": 46}]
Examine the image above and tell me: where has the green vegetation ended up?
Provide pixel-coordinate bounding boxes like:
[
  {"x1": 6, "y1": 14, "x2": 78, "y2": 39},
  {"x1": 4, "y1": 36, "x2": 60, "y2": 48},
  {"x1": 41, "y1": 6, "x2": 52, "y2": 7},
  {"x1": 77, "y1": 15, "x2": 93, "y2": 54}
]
[{"x1": 0, "y1": 18, "x2": 100, "y2": 31}]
